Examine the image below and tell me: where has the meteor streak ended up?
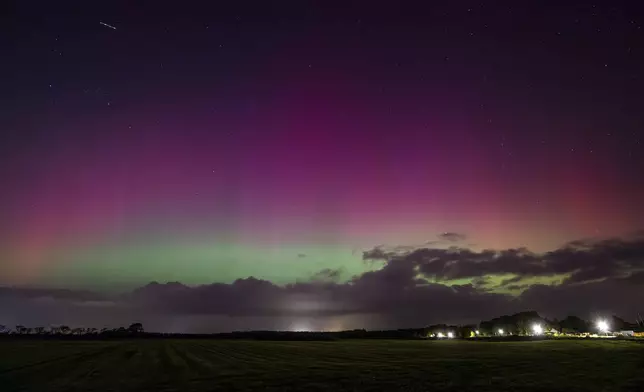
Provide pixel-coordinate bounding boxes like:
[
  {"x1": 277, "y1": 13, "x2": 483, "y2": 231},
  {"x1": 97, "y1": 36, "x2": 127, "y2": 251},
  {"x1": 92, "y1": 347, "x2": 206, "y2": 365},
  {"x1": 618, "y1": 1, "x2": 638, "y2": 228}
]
[{"x1": 100, "y1": 22, "x2": 117, "y2": 30}]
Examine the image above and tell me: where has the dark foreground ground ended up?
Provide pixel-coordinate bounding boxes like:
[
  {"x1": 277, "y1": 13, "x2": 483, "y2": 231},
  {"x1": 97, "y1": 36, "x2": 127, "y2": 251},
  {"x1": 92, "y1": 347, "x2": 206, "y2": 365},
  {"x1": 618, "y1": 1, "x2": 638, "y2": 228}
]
[{"x1": 0, "y1": 339, "x2": 642, "y2": 391}]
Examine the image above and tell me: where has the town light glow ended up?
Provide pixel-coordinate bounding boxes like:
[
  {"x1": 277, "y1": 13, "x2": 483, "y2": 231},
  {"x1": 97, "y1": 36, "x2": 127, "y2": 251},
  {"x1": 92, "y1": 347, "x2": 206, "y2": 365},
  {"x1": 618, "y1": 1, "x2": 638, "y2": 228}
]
[
  {"x1": 532, "y1": 324, "x2": 543, "y2": 335},
  {"x1": 437, "y1": 332, "x2": 445, "y2": 338},
  {"x1": 498, "y1": 328, "x2": 504, "y2": 335},
  {"x1": 447, "y1": 331, "x2": 454, "y2": 338},
  {"x1": 597, "y1": 320, "x2": 610, "y2": 333},
  {"x1": 475, "y1": 330, "x2": 480, "y2": 335}
]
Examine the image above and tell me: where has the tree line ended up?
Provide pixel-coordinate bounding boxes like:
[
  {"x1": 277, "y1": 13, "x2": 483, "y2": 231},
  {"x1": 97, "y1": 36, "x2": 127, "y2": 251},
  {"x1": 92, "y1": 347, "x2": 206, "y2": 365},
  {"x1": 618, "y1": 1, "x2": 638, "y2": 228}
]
[
  {"x1": 1, "y1": 312, "x2": 643, "y2": 340},
  {"x1": 0, "y1": 323, "x2": 143, "y2": 336}
]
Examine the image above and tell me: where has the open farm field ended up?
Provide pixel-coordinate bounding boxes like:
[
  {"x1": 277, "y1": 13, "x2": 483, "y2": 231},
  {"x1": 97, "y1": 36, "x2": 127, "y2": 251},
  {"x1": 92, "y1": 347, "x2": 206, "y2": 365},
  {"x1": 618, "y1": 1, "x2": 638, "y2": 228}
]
[{"x1": 1, "y1": 339, "x2": 642, "y2": 391}]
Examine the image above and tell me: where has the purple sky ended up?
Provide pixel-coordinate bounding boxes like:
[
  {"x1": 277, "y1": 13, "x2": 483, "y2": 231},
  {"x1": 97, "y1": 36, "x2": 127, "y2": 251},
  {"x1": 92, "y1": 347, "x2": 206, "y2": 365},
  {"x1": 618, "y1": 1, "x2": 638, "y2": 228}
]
[{"x1": 1, "y1": 1, "x2": 643, "y2": 331}]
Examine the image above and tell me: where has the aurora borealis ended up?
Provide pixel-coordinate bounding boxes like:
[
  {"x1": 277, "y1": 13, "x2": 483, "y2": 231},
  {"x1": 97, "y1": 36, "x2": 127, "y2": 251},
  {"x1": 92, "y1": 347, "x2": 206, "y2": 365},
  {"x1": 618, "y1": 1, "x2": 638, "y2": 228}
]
[{"x1": 2, "y1": 2, "x2": 644, "y2": 331}]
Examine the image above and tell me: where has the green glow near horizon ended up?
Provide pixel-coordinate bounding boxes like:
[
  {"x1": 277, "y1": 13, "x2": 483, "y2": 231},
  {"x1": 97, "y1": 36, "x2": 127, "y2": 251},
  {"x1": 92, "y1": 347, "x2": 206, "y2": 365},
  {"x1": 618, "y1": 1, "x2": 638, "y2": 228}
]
[{"x1": 40, "y1": 240, "x2": 368, "y2": 290}]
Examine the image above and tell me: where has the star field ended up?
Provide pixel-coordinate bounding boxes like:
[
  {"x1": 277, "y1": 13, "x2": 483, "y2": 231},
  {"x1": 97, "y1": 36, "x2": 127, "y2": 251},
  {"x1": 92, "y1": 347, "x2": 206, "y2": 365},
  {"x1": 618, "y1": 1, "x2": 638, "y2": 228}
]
[{"x1": 0, "y1": 1, "x2": 643, "y2": 331}]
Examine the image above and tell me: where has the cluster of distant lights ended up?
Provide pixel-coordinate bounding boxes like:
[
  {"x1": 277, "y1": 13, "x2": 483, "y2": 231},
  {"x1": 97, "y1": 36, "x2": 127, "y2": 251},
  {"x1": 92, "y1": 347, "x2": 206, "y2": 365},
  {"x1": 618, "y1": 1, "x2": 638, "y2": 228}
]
[
  {"x1": 434, "y1": 319, "x2": 611, "y2": 338},
  {"x1": 494, "y1": 325, "x2": 542, "y2": 336}
]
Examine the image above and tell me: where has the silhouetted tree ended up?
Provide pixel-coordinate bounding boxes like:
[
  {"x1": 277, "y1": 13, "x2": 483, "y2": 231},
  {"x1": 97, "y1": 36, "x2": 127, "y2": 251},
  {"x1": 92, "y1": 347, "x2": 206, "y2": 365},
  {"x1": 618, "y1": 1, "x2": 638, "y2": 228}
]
[
  {"x1": 611, "y1": 315, "x2": 628, "y2": 331},
  {"x1": 559, "y1": 316, "x2": 590, "y2": 333},
  {"x1": 456, "y1": 325, "x2": 476, "y2": 338},
  {"x1": 15, "y1": 325, "x2": 26, "y2": 334},
  {"x1": 479, "y1": 311, "x2": 544, "y2": 336},
  {"x1": 71, "y1": 327, "x2": 85, "y2": 335},
  {"x1": 34, "y1": 327, "x2": 45, "y2": 335},
  {"x1": 128, "y1": 323, "x2": 144, "y2": 334},
  {"x1": 545, "y1": 318, "x2": 560, "y2": 332},
  {"x1": 59, "y1": 325, "x2": 71, "y2": 335}
]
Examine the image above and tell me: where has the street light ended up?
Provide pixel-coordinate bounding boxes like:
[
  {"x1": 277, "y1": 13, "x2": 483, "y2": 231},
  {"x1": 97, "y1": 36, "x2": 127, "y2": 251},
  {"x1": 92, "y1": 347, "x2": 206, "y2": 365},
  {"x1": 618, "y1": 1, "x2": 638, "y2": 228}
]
[
  {"x1": 475, "y1": 330, "x2": 480, "y2": 336},
  {"x1": 447, "y1": 331, "x2": 454, "y2": 338},
  {"x1": 437, "y1": 332, "x2": 445, "y2": 338},
  {"x1": 597, "y1": 320, "x2": 610, "y2": 334},
  {"x1": 498, "y1": 328, "x2": 504, "y2": 336},
  {"x1": 532, "y1": 324, "x2": 543, "y2": 335}
]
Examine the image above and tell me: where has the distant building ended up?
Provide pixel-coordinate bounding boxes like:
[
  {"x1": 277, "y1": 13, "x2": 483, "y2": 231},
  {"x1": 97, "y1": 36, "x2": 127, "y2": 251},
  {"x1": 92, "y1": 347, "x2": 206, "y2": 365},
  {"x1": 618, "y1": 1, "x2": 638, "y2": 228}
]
[
  {"x1": 634, "y1": 331, "x2": 644, "y2": 338},
  {"x1": 617, "y1": 330, "x2": 634, "y2": 337}
]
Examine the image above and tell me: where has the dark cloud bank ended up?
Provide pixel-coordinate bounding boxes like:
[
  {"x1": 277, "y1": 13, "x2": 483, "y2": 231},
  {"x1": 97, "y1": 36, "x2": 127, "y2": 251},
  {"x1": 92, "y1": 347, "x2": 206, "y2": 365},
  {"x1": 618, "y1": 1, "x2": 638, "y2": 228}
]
[
  {"x1": 437, "y1": 232, "x2": 467, "y2": 242},
  {"x1": 2, "y1": 234, "x2": 644, "y2": 333}
]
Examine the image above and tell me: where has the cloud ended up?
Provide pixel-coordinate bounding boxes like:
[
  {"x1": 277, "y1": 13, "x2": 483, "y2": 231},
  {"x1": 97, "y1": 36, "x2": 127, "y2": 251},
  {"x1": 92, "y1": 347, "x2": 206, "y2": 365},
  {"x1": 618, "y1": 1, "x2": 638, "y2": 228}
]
[
  {"x1": 361, "y1": 234, "x2": 644, "y2": 285},
  {"x1": 0, "y1": 287, "x2": 106, "y2": 302},
  {"x1": 470, "y1": 276, "x2": 491, "y2": 288},
  {"x1": 499, "y1": 275, "x2": 524, "y2": 286},
  {"x1": 504, "y1": 284, "x2": 530, "y2": 291},
  {"x1": 1, "y1": 234, "x2": 643, "y2": 333},
  {"x1": 370, "y1": 247, "x2": 544, "y2": 281},
  {"x1": 309, "y1": 268, "x2": 343, "y2": 283},
  {"x1": 437, "y1": 232, "x2": 467, "y2": 242},
  {"x1": 519, "y1": 277, "x2": 644, "y2": 319},
  {"x1": 622, "y1": 271, "x2": 644, "y2": 285},
  {"x1": 0, "y1": 287, "x2": 130, "y2": 329},
  {"x1": 362, "y1": 246, "x2": 394, "y2": 261}
]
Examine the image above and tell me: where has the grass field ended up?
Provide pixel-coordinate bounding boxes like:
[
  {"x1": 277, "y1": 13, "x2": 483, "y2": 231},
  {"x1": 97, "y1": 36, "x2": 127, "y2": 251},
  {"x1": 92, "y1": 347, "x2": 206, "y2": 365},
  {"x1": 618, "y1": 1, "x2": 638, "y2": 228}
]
[{"x1": 1, "y1": 339, "x2": 642, "y2": 391}]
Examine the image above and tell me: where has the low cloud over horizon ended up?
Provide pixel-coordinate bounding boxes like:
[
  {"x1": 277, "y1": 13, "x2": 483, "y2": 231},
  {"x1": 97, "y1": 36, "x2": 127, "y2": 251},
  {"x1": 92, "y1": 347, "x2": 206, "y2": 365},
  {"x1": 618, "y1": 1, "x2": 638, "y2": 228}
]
[{"x1": 2, "y1": 232, "x2": 643, "y2": 333}]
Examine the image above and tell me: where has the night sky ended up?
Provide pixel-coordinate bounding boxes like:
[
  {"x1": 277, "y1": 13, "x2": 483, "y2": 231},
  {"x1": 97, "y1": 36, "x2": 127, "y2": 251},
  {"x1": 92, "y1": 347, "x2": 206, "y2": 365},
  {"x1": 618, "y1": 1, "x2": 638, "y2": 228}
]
[{"x1": 1, "y1": 1, "x2": 644, "y2": 332}]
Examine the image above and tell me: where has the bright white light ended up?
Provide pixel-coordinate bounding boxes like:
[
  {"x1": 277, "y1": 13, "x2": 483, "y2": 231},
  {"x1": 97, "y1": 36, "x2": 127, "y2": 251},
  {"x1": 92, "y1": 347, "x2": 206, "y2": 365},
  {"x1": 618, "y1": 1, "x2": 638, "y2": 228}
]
[
  {"x1": 291, "y1": 322, "x2": 311, "y2": 332},
  {"x1": 437, "y1": 332, "x2": 445, "y2": 338},
  {"x1": 498, "y1": 328, "x2": 504, "y2": 335},
  {"x1": 532, "y1": 324, "x2": 543, "y2": 335},
  {"x1": 475, "y1": 330, "x2": 480, "y2": 335},
  {"x1": 447, "y1": 331, "x2": 454, "y2": 338},
  {"x1": 597, "y1": 320, "x2": 610, "y2": 333}
]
